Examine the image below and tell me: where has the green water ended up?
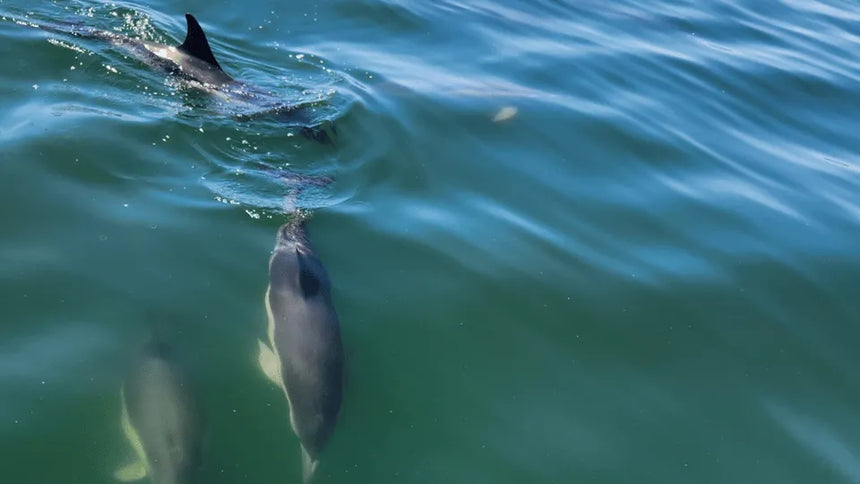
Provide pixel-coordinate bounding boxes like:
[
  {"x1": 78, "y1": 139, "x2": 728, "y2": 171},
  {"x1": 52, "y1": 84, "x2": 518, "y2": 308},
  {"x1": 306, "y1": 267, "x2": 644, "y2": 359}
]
[{"x1": 1, "y1": 1, "x2": 859, "y2": 482}]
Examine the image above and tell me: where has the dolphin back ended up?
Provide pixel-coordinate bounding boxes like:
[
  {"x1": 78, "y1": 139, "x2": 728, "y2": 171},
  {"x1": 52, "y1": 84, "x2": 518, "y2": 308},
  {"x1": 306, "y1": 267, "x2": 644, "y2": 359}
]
[{"x1": 265, "y1": 221, "x2": 344, "y2": 479}]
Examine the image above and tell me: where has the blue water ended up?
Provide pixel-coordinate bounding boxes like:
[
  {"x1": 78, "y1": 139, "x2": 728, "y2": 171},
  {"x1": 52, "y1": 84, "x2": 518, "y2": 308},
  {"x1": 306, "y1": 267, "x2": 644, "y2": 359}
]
[{"x1": 1, "y1": 1, "x2": 859, "y2": 482}]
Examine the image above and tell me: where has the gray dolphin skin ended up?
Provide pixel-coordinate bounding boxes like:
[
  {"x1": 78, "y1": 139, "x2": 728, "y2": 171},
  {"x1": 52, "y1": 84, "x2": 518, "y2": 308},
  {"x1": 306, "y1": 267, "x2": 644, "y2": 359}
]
[
  {"x1": 258, "y1": 217, "x2": 344, "y2": 482},
  {"x1": 33, "y1": 13, "x2": 287, "y2": 107},
  {"x1": 115, "y1": 335, "x2": 203, "y2": 484},
  {"x1": 58, "y1": 13, "x2": 240, "y2": 91},
  {"x1": 29, "y1": 12, "x2": 337, "y2": 143},
  {"x1": 126, "y1": 13, "x2": 235, "y2": 87}
]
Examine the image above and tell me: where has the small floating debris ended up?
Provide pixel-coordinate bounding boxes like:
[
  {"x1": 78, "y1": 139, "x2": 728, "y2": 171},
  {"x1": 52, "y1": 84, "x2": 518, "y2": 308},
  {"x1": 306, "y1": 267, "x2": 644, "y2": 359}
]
[{"x1": 493, "y1": 106, "x2": 518, "y2": 122}]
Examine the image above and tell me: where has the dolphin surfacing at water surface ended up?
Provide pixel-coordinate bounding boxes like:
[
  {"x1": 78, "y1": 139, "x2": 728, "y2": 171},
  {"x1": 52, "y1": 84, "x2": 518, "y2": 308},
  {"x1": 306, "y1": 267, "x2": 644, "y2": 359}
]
[{"x1": 27, "y1": 12, "x2": 337, "y2": 137}]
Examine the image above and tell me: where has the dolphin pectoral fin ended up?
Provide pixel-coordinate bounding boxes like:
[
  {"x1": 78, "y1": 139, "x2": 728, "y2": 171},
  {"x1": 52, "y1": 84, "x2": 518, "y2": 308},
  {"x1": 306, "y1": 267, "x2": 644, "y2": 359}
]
[
  {"x1": 257, "y1": 339, "x2": 283, "y2": 388},
  {"x1": 114, "y1": 460, "x2": 147, "y2": 482},
  {"x1": 116, "y1": 386, "x2": 149, "y2": 481},
  {"x1": 179, "y1": 14, "x2": 224, "y2": 70},
  {"x1": 301, "y1": 446, "x2": 318, "y2": 484}
]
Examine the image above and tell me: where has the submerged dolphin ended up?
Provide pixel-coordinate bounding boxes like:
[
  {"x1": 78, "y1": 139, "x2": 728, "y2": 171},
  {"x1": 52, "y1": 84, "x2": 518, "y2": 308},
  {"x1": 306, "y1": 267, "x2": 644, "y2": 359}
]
[
  {"x1": 258, "y1": 215, "x2": 344, "y2": 482},
  {"x1": 115, "y1": 334, "x2": 204, "y2": 484}
]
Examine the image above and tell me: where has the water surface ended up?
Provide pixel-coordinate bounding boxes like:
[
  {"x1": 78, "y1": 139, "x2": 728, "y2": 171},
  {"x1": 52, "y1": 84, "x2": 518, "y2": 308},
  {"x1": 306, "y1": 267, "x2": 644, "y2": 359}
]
[{"x1": 1, "y1": 1, "x2": 859, "y2": 482}]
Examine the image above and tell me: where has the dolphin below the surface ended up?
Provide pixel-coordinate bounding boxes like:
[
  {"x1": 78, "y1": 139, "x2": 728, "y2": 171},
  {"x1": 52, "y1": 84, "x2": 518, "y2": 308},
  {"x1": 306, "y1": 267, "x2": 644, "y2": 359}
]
[
  {"x1": 258, "y1": 214, "x2": 344, "y2": 482},
  {"x1": 115, "y1": 334, "x2": 204, "y2": 484}
]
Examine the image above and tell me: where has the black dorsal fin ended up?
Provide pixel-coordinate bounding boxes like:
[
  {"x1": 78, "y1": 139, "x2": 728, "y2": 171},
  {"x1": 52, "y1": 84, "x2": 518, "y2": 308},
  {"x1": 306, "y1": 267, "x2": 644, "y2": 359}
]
[{"x1": 178, "y1": 13, "x2": 223, "y2": 70}]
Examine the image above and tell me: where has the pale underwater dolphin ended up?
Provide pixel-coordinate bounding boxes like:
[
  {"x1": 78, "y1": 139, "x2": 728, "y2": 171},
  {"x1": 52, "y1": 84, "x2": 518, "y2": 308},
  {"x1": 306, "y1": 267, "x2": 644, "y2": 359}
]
[
  {"x1": 115, "y1": 334, "x2": 204, "y2": 484},
  {"x1": 258, "y1": 215, "x2": 344, "y2": 482}
]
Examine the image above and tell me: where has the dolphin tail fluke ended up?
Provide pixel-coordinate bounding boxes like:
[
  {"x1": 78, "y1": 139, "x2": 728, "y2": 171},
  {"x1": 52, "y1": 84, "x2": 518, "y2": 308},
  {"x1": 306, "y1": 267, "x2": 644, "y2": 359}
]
[
  {"x1": 179, "y1": 13, "x2": 223, "y2": 70},
  {"x1": 301, "y1": 446, "x2": 318, "y2": 484},
  {"x1": 299, "y1": 124, "x2": 337, "y2": 146}
]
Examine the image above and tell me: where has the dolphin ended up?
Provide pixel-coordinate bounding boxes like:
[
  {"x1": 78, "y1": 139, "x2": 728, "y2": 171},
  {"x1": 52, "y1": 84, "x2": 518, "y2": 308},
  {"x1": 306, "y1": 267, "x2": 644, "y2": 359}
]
[
  {"x1": 28, "y1": 13, "x2": 336, "y2": 142},
  {"x1": 117, "y1": 13, "x2": 236, "y2": 88},
  {"x1": 34, "y1": 14, "x2": 240, "y2": 91},
  {"x1": 258, "y1": 214, "x2": 344, "y2": 482},
  {"x1": 115, "y1": 333, "x2": 204, "y2": 484}
]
